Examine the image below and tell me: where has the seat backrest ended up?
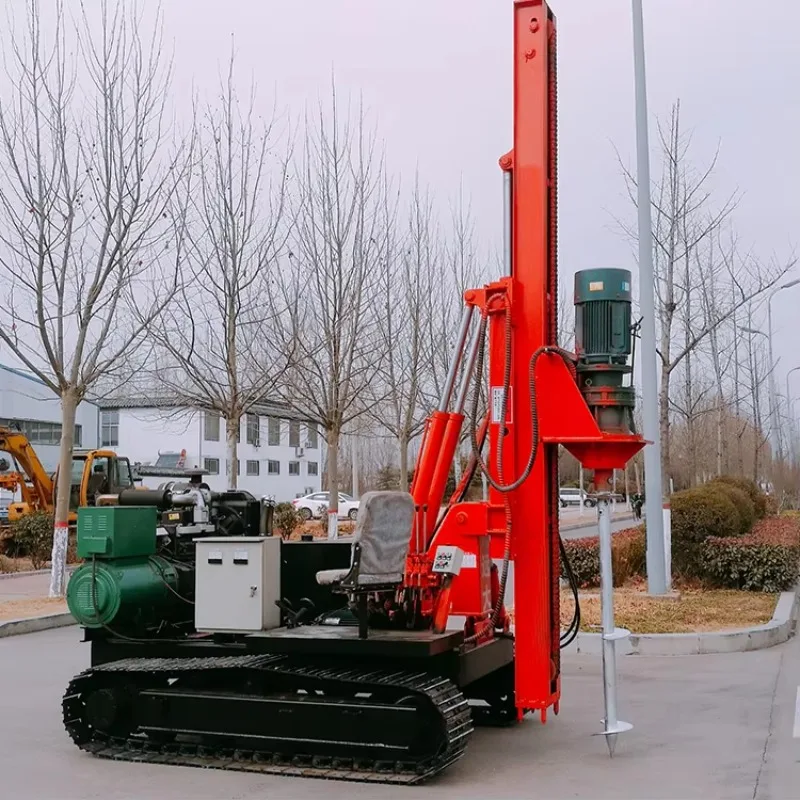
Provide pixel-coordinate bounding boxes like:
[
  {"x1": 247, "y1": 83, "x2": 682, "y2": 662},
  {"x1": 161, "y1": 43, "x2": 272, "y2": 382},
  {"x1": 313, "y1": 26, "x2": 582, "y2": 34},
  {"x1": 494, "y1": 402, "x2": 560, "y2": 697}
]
[{"x1": 351, "y1": 491, "x2": 414, "y2": 586}]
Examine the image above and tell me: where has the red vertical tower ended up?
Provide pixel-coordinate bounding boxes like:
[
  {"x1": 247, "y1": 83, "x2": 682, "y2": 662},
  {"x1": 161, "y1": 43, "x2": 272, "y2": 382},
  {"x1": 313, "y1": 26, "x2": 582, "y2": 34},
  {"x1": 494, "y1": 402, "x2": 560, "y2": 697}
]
[{"x1": 497, "y1": 0, "x2": 559, "y2": 713}]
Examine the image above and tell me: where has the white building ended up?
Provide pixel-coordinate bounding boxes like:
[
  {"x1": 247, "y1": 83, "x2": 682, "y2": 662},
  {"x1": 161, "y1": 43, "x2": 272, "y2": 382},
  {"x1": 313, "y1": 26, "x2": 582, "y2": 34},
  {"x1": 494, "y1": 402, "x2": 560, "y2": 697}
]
[
  {"x1": 0, "y1": 363, "x2": 99, "y2": 472},
  {"x1": 98, "y1": 400, "x2": 323, "y2": 501}
]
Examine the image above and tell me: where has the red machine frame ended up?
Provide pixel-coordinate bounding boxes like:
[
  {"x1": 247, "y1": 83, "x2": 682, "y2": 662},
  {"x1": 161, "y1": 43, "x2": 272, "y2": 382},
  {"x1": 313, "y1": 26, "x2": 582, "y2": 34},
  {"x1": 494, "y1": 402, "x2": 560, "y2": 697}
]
[{"x1": 405, "y1": 0, "x2": 644, "y2": 722}]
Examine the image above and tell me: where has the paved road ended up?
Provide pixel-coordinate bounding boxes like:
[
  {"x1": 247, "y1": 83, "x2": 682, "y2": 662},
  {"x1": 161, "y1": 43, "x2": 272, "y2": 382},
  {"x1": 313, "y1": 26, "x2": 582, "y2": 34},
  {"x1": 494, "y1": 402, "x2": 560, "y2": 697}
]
[
  {"x1": 0, "y1": 567, "x2": 77, "y2": 601},
  {"x1": 560, "y1": 514, "x2": 635, "y2": 540},
  {"x1": 2, "y1": 624, "x2": 797, "y2": 799}
]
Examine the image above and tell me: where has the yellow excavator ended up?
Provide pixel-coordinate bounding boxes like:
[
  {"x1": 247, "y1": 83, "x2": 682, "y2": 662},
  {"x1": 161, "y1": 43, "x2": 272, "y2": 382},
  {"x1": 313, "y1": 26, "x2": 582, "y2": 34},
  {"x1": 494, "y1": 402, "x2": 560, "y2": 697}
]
[{"x1": 0, "y1": 426, "x2": 137, "y2": 524}]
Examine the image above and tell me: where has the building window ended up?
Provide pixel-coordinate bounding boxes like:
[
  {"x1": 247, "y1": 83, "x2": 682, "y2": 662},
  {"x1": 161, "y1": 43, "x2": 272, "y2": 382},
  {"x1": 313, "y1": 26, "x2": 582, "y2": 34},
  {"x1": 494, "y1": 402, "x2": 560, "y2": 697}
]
[
  {"x1": 267, "y1": 460, "x2": 280, "y2": 475},
  {"x1": 306, "y1": 424, "x2": 318, "y2": 449},
  {"x1": 101, "y1": 411, "x2": 119, "y2": 447},
  {"x1": 288, "y1": 461, "x2": 300, "y2": 476},
  {"x1": 74, "y1": 425, "x2": 83, "y2": 448},
  {"x1": 289, "y1": 420, "x2": 300, "y2": 448},
  {"x1": 0, "y1": 417, "x2": 66, "y2": 446},
  {"x1": 204, "y1": 411, "x2": 220, "y2": 442},
  {"x1": 268, "y1": 417, "x2": 280, "y2": 446},
  {"x1": 246, "y1": 460, "x2": 260, "y2": 476},
  {"x1": 246, "y1": 413, "x2": 260, "y2": 445},
  {"x1": 204, "y1": 457, "x2": 220, "y2": 475},
  {"x1": 307, "y1": 462, "x2": 318, "y2": 476}
]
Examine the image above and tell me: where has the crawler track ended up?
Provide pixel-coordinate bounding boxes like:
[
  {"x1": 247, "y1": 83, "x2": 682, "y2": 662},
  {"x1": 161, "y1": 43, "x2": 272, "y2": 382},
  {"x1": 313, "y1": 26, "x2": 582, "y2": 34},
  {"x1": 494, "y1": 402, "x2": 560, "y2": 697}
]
[{"x1": 63, "y1": 654, "x2": 473, "y2": 785}]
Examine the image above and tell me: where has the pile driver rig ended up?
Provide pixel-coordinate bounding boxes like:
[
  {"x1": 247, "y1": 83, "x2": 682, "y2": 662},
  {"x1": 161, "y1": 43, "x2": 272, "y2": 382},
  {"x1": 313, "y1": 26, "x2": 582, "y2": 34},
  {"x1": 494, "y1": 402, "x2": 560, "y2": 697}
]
[{"x1": 61, "y1": 0, "x2": 644, "y2": 785}]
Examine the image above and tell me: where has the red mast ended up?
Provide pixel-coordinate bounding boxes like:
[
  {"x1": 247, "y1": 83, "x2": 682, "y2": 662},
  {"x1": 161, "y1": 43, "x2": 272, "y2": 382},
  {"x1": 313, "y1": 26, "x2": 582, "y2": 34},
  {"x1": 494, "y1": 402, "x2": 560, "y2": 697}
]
[{"x1": 406, "y1": 0, "x2": 644, "y2": 723}]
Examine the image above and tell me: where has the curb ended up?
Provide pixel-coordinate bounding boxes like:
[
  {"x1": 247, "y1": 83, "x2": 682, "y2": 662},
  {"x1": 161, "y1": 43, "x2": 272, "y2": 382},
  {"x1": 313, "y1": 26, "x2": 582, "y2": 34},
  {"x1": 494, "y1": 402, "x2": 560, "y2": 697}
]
[
  {"x1": 562, "y1": 588, "x2": 799, "y2": 656},
  {"x1": 0, "y1": 612, "x2": 75, "y2": 638},
  {"x1": 0, "y1": 568, "x2": 52, "y2": 580}
]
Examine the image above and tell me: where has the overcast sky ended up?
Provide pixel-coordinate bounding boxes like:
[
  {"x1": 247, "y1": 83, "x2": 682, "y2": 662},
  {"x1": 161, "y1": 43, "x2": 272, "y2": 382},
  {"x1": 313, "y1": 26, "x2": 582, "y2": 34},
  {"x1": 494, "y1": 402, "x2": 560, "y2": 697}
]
[
  {"x1": 155, "y1": 0, "x2": 799, "y2": 388},
  {"x1": 1, "y1": 1, "x2": 796, "y2": 397}
]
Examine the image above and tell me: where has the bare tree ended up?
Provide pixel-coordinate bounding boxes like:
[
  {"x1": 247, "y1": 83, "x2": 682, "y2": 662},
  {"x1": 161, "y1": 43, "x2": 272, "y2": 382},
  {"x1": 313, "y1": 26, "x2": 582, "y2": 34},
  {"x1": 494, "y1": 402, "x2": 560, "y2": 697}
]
[
  {"x1": 738, "y1": 302, "x2": 773, "y2": 482},
  {"x1": 557, "y1": 276, "x2": 575, "y2": 350},
  {"x1": 145, "y1": 53, "x2": 293, "y2": 489},
  {"x1": 276, "y1": 87, "x2": 390, "y2": 537},
  {"x1": 371, "y1": 175, "x2": 437, "y2": 488},
  {"x1": 618, "y1": 101, "x2": 794, "y2": 487},
  {"x1": 0, "y1": 1, "x2": 190, "y2": 595},
  {"x1": 417, "y1": 185, "x2": 487, "y2": 489},
  {"x1": 423, "y1": 185, "x2": 483, "y2": 405}
]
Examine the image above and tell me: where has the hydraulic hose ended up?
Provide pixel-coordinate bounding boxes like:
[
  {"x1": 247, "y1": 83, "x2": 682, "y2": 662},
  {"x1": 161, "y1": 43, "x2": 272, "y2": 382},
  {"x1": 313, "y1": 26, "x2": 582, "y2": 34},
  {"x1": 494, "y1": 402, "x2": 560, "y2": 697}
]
[{"x1": 558, "y1": 535, "x2": 581, "y2": 648}]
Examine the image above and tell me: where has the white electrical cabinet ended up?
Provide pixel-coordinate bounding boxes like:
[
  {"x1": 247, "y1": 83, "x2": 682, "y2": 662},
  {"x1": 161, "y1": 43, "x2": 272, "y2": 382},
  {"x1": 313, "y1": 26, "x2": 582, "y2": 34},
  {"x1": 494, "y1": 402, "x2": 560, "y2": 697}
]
[{"x1": 194, "y1": 536, "x2": 281, "y2": 633}]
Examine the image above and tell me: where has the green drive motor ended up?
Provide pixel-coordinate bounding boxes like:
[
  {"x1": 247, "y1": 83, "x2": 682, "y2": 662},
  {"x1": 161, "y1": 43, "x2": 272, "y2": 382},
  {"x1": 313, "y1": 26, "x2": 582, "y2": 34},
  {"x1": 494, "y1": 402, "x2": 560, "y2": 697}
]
[
  {"x1": 573, "y1": 268, "x2": 636, "y2": 433},
  {"x1": 67, "y1": 506, "x2": 193, "y2": 632}
]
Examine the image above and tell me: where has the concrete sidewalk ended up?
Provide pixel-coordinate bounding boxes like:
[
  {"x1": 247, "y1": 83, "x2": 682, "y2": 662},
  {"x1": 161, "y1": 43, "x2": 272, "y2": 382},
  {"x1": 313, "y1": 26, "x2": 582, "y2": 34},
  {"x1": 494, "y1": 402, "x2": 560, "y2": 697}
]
[{"x1": 0, "y1": 568, "x2": 75, "y2": 601}]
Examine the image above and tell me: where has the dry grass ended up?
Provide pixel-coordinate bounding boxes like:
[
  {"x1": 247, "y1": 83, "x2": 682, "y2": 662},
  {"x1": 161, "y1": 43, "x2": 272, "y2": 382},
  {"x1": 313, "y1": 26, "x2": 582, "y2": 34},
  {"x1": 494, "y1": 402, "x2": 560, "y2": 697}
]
[
  {"x1": 560, "y1": 583, "x2": 778, "y2": 634},
  {"x1": 0, "y1": 555, "x2": 36, "y2": 573},
  {"x1": 0, "y1": 597, "x2": 68, "y2": 621}
]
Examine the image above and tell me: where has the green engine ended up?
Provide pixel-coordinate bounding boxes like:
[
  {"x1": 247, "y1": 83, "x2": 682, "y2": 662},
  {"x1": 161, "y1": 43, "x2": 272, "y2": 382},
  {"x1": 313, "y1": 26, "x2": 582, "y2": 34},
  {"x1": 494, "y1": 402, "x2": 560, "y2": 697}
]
[
  {"x1": 67, "y1": 506, "x2": 193, "y2": 631},
  {"x1": 574, "y1": 268, "x2": 635, "y2": 433}
]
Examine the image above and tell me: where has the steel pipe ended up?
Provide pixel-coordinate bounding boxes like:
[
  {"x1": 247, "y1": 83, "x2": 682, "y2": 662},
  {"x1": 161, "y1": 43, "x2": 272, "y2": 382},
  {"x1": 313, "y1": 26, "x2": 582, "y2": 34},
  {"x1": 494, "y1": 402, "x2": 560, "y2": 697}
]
[
  {"x1": 596, "y1": 496, "x2": 632, "y2": 756},
  {"x1": 455, "y1": 326, "x2": 484, "y2": 414},
  {"x1": 503, "y1": 171, "x2": 512, "y2": 277},
  {"x1": 438, "y1": 306, "x2": 474, "y2": 412}
]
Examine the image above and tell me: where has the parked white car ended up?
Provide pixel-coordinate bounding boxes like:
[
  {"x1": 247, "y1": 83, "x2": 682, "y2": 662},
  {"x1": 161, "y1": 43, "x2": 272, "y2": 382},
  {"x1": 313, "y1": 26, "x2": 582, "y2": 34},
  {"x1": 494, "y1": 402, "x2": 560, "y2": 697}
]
[
  {"x1": 559, "y1": 487, "x2": 595, "y2": 508},
  {"x1": 292, "y1": 491, "x2": 360, "y2": 521}
]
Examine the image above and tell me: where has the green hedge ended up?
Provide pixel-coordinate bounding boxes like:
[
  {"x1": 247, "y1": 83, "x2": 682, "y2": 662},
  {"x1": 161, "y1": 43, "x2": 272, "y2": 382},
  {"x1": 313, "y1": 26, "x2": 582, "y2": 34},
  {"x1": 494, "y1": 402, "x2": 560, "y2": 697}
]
[
  {"x1": 670, "y1": 487, "x2": 740, "y2": 577},
  {"x1": 561, "y1": 536, "x2": 599, "y2": 588},
  {"x1": 7, "y1": 511, "x2": 53, "y2": 569},
  {"x1": 272, "y1": 502, "x2": 303, "y2": 540},
  {"x1": 706, "y1": 482, "x2": 755, "y2": 535},
  {"x1": 702, "y1": 517, "x2": 800, "y2": 592},
  {"x1": 713, "y1": 476, "x2": 768, "y2": 519},
  {"x1": 561, "y1": 527, "x2": 645, "y2": 589}
]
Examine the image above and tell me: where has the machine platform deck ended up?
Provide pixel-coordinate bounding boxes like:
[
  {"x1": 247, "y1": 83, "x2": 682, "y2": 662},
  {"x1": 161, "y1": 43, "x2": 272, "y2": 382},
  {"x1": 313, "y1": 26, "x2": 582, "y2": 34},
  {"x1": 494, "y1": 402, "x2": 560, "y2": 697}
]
[{"x1": 246, "y1": 626, "x2": 464, "y2": 658}]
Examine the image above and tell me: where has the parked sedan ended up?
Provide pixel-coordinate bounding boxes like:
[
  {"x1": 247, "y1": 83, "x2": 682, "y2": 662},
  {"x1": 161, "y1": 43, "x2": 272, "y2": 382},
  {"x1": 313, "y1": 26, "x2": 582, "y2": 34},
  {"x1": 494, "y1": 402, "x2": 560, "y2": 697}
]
[
  {"x1": 292, "y1": 491, "x2": 360, "y2": 521},
  {"x1": 559, "y1": 487, "x2": 595, "y2": 508}
]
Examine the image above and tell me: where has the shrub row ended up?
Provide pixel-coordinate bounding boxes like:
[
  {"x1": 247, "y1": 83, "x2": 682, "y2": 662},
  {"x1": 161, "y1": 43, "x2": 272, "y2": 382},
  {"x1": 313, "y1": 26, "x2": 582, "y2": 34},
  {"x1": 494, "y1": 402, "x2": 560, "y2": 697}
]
[
  {"x1": 561, "y1": 527, "x2": 645, "y2": 588},
  {"x1": 702, "y1": 517, "x2": 800, "y2": 592},
  {"x1": 713, "y1": 475, "x2": 768, "y2": 519},
  {"x1": 272, "y1": 502, "x2": 304, "y2": 540},
  {"x1": 562, "y1": 476, "x2": 790, "y2": 593},
  {"x1": 5, "y1": 511, "x2": 54, "y2": 569},
  {"x1": 670, "y1": 476, "x2": 767, "y2": 577},
  {"x1": 670, "y1": 487, "x2": 740, "y2": 575}
]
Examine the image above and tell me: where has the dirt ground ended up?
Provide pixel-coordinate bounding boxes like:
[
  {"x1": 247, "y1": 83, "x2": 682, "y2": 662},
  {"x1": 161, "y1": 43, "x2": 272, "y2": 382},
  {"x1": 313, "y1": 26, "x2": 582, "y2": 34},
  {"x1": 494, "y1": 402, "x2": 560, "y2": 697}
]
[{"x1": 0, "y1": 597, "x2": 68, "y2": 621}]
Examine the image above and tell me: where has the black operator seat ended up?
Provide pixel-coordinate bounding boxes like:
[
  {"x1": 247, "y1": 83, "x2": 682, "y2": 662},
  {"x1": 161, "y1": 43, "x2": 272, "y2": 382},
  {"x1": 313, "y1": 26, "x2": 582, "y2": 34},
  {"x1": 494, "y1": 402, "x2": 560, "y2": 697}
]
[{"x1": 316, "y1": 491, "x2": 415, "y2": 590}]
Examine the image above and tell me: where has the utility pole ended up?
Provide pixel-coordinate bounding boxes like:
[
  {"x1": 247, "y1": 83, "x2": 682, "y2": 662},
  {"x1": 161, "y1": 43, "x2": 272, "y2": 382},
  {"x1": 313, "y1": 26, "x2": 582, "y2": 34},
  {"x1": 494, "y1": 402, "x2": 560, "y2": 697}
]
[{"x1": 631, "y1": 0, "x2": 667, "y2": 594}]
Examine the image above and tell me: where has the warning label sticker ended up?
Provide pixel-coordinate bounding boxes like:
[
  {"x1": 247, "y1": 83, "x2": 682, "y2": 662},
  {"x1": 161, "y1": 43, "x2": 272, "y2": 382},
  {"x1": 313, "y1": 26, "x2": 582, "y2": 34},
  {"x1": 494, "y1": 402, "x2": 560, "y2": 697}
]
[{"x1": 491, "y1": 386, "x2": 510, "y2": 423}]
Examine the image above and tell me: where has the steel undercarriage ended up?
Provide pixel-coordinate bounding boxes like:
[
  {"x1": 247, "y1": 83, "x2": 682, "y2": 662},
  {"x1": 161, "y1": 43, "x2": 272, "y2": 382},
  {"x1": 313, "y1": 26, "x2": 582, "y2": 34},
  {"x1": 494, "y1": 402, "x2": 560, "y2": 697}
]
[{"x1": 64, "y1": 629, "x2": 515, "y2": 784}]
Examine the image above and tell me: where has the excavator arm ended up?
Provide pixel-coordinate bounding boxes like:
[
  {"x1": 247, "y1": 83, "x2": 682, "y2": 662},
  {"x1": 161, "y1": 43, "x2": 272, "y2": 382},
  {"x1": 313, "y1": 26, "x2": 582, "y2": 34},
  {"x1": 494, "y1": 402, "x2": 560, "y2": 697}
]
[{"x1": 0, "y1": 426, "x2": 54, "y2": 515}]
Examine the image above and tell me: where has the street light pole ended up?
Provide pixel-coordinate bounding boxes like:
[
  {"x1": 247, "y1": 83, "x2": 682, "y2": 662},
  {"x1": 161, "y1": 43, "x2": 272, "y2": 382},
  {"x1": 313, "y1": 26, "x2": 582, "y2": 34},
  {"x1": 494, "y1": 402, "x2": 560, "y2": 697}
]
[
  {"x1": 741, "y1": 326, "x2": 775, "y2": 480},
  {"x1": 767, "y1": 280, "x2": 800, "y2": 462},
  {"x1": 766, "y1": 296, "x2": 779, "y2": 460},
  {"x1": 631, "y1": 0, "x2": 667, "y2": 595},
  {"x1": 786, "y1": 367, "x2": 800, "y2": 466}
]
